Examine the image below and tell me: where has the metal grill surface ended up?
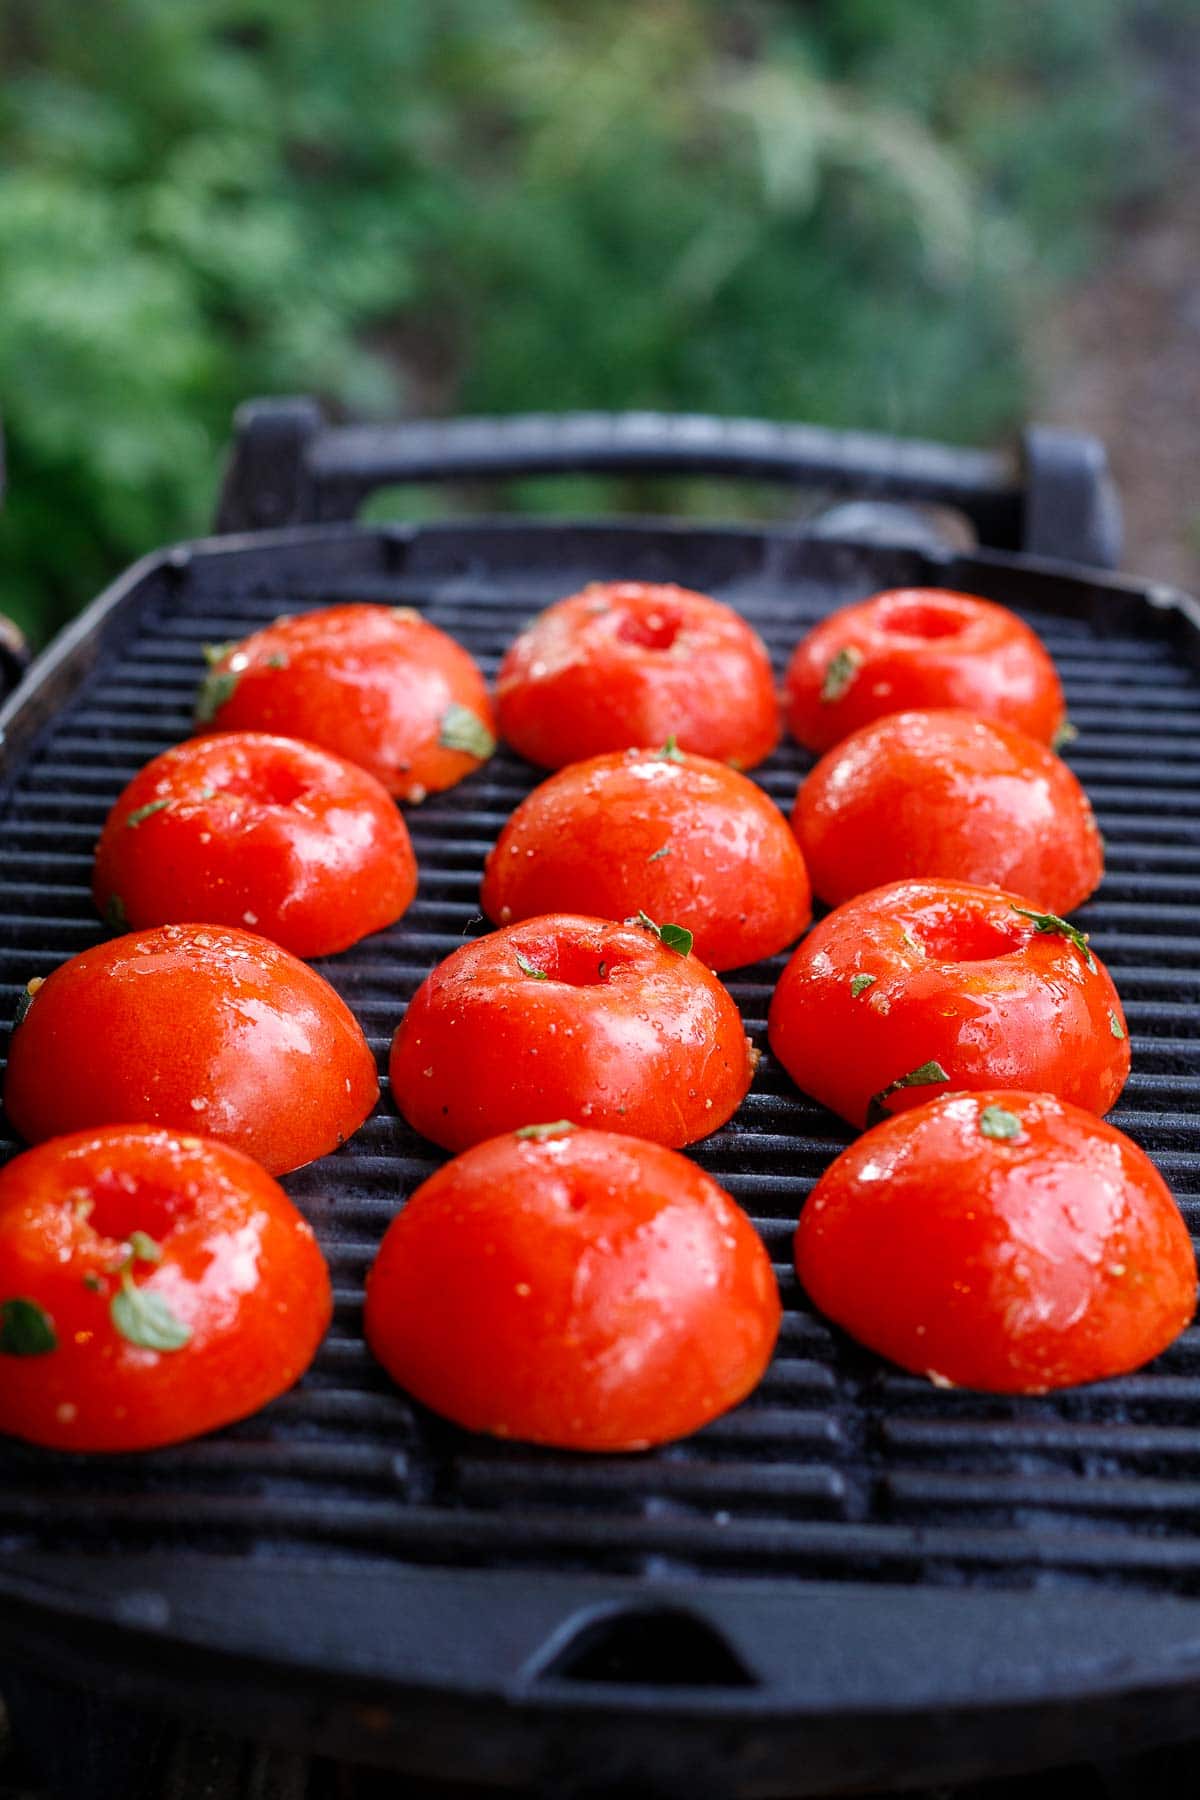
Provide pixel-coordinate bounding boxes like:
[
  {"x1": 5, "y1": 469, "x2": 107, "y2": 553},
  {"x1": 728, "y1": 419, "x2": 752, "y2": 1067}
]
[{"x1": 1, "y1": 521, "x2": 1198, "y2": 1599}]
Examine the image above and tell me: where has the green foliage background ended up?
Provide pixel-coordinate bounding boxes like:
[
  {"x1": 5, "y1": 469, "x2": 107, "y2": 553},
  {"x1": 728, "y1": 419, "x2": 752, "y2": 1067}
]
[{"x1": 0, "y1": 0, "x2": 1176, "y2": 641}]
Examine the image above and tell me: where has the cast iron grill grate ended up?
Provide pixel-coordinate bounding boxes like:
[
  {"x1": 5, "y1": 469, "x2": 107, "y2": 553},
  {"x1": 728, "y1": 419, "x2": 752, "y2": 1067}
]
[{"x1": 1, "y1": 521, "x2": 1198, "y2": 1597}]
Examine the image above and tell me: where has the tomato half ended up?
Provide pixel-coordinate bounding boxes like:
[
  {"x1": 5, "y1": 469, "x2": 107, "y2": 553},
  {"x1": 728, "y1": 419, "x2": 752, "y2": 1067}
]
[
  {"x1": 795, "y1": 1091, "x2": 1196, "y2": 1393},
  {"x1": 365, "y1": 1125, "x2": 780, "y2": 1450},
  {"x1": 389, "y1": 913, "x2": 755, "y2": 1152},
  {"x1": 93, "y1": 731, "x2": 417, "y2": 958},
  {"x1": 794, "y1": 709, "x2": 1103, "y2": 912},
  {"x1": 768, "y1": 879, "x2": 1130, "y2": 1129},
  {"x1": 4, "y1": 925, "x2": 379, "y2": 1175},
  {"x1": 495, "y1": 582, "x2": 780, "y2": 769},
  {"x1": 0, "y1": 1125, "x2": 332, "y2": 1451},
  {"x1": 785, "y1": 588, "x2": 1066, "y2": 753},
  {"x1": 195, "y1": 604, "x2": 496, "y2": 801},
  {"x1": 480, "y1": 746, "x2": 811, "y2": 971}
]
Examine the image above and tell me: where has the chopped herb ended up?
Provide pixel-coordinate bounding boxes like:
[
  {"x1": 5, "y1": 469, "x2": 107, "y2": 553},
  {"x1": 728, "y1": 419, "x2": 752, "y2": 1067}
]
[
  {"x1": 1011, "y1": 905, "x2": 1095, "y2": 972},
  {"x1": 128, "y1": 1231, "x2": 163, "y2": 1265},
  {"x1": 82, "y1": 1273, "x2": 103, "y2": 1293},
  {"x1": 850, "y1": 973, "x2": 877, "y2": 999},
  {"x1": 515, "y1": 1121, "x2": 576, "y2": 1142},
  {"x1": 597, "y1": 960, "x2": 608, "y2": 979},
  {"x1": 646, "y1": 845, "x2": 671, "y2": 864},
  {"x1": 125, "y1": 798, "x2": 171, "y2": 829},
  {"x1": 202, "y1": 641, "x2": 234, "y2": 668},
  {"x1": 980, "y1": 1104, "x2": 1023, "y2": 1141},
  {"x1": 656, "y1": 734, "x2": 685, "y2": 762},
  {"x1": 197, "y1": 788, "x2": 220, "y2": 802},
  {"x1": 660, "y1": 922, "x2": 694, "y2": 957},
  {"x1": 194, "y1": 668, "x2": 240, "y2": 725},
  {"x1": 821, "y1": 645, "x2": 862, "y2": 704},
  {"x1": 1109, "y1": 1010, "x2": 1126, "y2": 1040},
  {"x1": 866, "y1": 1059, "x2": 950, "y2": 1127},
  {"x1": 1052, "y1": 719, "x2": 1079, "y2": 753},
  {"x1": 105, "y1": 893, "x2": 128, "y2": 931},
  {"x1": 0, "y1": 1297, "x2": 57, "y2": 1356},
  {"x1": 13, "y1": 977, "x2": 43, "y2": 1029},
  {"x1": 264, "y1": 653, "x2": 288, "y2": 670},
  {"x1": 438, "y1": 704, "x2": 496, "y2": 761},
  {"x1": 515, "y1": 950, "x2": 548, "y2": 981},
  {"x1": 110, "y1": 1282, "x2": 192, "y2": 1353}
]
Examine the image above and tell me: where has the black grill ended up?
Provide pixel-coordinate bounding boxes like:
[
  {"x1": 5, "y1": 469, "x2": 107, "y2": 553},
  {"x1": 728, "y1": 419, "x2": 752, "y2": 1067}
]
[{"x1": 1, "y1": 410, "x2": 1199, "y2": 1800}]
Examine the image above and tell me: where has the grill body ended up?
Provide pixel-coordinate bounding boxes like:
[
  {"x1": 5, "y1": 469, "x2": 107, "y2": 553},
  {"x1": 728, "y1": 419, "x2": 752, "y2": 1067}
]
[{"x1": 1, "y1": 487, "x2": 1199, "y2": 1793}]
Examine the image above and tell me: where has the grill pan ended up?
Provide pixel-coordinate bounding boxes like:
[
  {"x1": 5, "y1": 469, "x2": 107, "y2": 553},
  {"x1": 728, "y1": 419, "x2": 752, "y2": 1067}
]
[{"x1": 1, "y1": 409, "x2": 1199, "y2": 1799}]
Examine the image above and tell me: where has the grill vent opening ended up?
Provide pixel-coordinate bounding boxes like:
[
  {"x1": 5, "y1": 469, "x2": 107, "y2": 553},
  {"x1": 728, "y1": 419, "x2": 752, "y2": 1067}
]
[{"x1": 538, "y1": 1607, "x2": 757, "y2": 1689}]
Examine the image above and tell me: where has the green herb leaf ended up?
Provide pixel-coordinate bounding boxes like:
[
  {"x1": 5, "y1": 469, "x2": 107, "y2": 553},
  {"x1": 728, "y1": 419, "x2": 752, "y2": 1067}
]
[
  {"x1": 1109, "y1": 1010, "x2": 1126, "y2": 1040},
  {"x1": 821, "y1": 645, "x2": 862, "y2": 704},
  {"x1": 13, "y1": 978, "x2": 43, "y2": 1029},
  {"x1": 438, "y1": 704, "x2": 496, "y2": 761},
  {"x1": 656, "y1": 734, "x2": 684, "y2": 762},
  {"x1": 125, "y1": 797, "x2": 171, "y2": 829},
  {"x1": 110, "y1": 1281, "x2": 191, "y2": 1352},
  {"x1": 202, "y1": 641, "x2": 234, "y2": 668},
  {"x1": 850, "y1": 973, "x2": 876, "y2": 999},
  {"x1": 514, "y1": 1120, "x2": 576, "y2": 1141},
  {"x1": 866, "y1": 1059, "x2": 950, "y2": 1127},
  {"x1": 264, "y1": 653, "x2": 288, "y2": 670},
  {"x1": 515, "y1": 950, "x2": 548, "y2": 981},
  {"x1": 194, "y1": 668, "x2": 240, "y2": 725},
  {"x1": 635, "y1": 909, "x2": 660, "y2": 934},
  {"x1": 980, "y1": 1104, "x2": 1023, "y2": 1141},
  {"x1": 83, "y1": 1273, "x2": 103, "y2": 1293},
  {"x1": 105, "y1": 893, "x2": 128, "y2": 931},
  {"x1": 1011, "y1": 905, "x2": 1095, "y2": 972},
  {"x1": 659, "y1": 922, "x2": 693, "y2": 957},
  {"x1": 1052, "y1": 718, "x2": 1079, "y2": 753},
  {"x1": 128, "y1": 1231, "x2": 163, "y2": 1264},
  {"x1": 0, "y1": 1297, "x2": 58, "y2": 1356},
  {"x1": 646, "y1": 844, "x2": 671, "y2": 863}
]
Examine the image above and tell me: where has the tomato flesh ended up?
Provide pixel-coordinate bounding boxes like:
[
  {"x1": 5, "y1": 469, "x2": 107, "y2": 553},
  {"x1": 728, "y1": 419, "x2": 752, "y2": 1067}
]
[
  {"x1": 365, "y1": 1127, "x2": 781, "y2": 1450},
  {"x1": 0, "y1": 1125, "x2": 332, "y2": 1450},
  {"x1": 796, "y1": 1091, "x2": 1196, "y2": 1393}
]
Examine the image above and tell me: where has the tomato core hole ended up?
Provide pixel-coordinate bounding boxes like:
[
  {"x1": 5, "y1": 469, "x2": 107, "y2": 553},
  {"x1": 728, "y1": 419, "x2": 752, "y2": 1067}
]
[
  {"x1": 215, "y1": 761, "x2": 311, "y2": 807},
  {"x1": 81, "y1": 1173, "x2": 188, "y2": 1247},
  {"x1": 614, "y1": 608, "x2": 683, "y2": 652},
  {"x1": 530, "y1": 939, "x2": 619, "y2": 987},
  {"x1": 879, "y1": 599, "x2": 967, "y2": 640},
  {"x1": 909, "y1": 916, "x2": 1025, "y2": 963}
]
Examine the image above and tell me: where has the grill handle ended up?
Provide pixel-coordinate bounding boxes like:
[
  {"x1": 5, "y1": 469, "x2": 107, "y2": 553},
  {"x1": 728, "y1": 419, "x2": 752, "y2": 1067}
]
[{"x1": 215, "y1": 399, "x2": 1122, "y2": 569}]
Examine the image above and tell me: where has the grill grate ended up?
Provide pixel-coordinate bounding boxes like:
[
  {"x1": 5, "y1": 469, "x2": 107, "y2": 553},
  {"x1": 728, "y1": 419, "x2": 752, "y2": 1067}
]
[{"x1": 1, "y1": 522, "x2": 1199, "y2": 1599}]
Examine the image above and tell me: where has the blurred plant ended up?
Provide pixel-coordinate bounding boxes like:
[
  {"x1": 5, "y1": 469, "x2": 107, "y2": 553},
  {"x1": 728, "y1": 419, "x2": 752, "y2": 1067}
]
[{"x1": 0, "y1": 0, "x2": 1175, "y2": 639}]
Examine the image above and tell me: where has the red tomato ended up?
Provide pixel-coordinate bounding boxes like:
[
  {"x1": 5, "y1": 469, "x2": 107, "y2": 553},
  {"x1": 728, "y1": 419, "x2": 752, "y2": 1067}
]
[
  {"x1": 795, "y1": 1091, "x2": 1196, "y2": 1393},
  {"x1": 495, "y1": 582, "x2": 780, "y2": 770},
  {"x1": 0, "y1": 1125, "x2": 332, "y2": 1451},
  {"x1": 480, "y1": 747, "x2": 811, "y2": 971},
  {"x1": 389, "y1": 914, "x2": 755, "y2": 1152},
  {"x1": 785, "y1": 588, "x2": 1066, "y2": 753},
  {"x1": 4, "y1": 925, "x2": 378, "y2": 1175},
  {"x1": 794, "y1": 709, "x2": 1102, "y2": 912},
  {"x1": 195, "y1": 604, "x2": 496, "y2": 801},
  {"x1": 365, "y1": 1125, "x2": 780, "y2": 1450},
  {"x1": 768, "y1": 879, "x2": 1130, "y2": 1129},
  {"x1": 92, "y1": 731, "x2": 417, "y2": 958}
]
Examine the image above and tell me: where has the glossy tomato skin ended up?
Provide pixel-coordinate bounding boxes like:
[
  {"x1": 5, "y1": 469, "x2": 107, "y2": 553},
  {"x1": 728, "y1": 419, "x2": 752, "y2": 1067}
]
[
  {"x1": 768, "y1": 879, "x2": 1129, "y2": 1129},
  {"x1": 365, "y1": 1126, "x2": 780, "y2": 1450},
  {"x1": 4, "y1": 925, "x2": 378, "y2": 1175},
  {"x1": 389, "y1": 914, "x2": 755, "y2": 1152},
  {"x1": 93, "y1": 732, "x2": 417, "y2": 958},
  {"x1": 785, "y1": 588, "x2": 1066, "y2": 753},
  {"x1": 480, "y1": 748, "x2": 811, "y2": 971},
  {"x1": 0, "y1": 1125, "x2": 332, "y2": 1451},
  {"x1": 197, "y1": 604, "x2": 495, "y2": 801},
  {"x1": 794, "y1": 709, "x2": 1102, "y2": 912},
  {"x1": 796, "y1": 1091, "x2": 1196, "y2": 1393},
  {"x1": 495, "y1": 583, "x2": 780, "y2": 770}
]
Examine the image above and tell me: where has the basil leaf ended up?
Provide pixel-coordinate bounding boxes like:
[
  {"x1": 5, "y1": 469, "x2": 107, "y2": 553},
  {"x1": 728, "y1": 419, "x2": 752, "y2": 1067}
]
[
  {"x1": 105, "y1": 893, "x2": 128, "y2": 931},
  {"x1": 194, "y1": 668, "x2": 240, "y2": 726},
  {"x1": 110, "y1": 1283, "x2": 192, "y2": 1353},
  {"x1": 1109, "y1": 1010, "x2": 1126, "y2": 1040},
  {"x1": 850, "y1": 973, "x2": 876, "y2": 999},
  {"x1": 0, "y1": 1298, "x2": 58, "y2": 1356},
  {"x1": 438, "y1": 704, "x2": 496, "y2": 761},
  {"x1": 515, "y1": 950, "x2": 548, "y2": 981},
  {"x1": 821, "y1": 645, "x2": 862, "y2": 704},
  {"x1": 515, "y1": 1121, "x2": 576, "y2": 1142},
  {"x1": 635, "y1": 909, "x2": 660, "y2": 935},
  {"x1": 646, "y1": 845, "x2": 671, "y2": 863},
  {"x1": 125, "y1": 798, "x2": 171, "y2": 829},
  {"x1": 1052, "y1": 719, "x2": 1079, "y2": 753},
  {"x1": 866, "y1": 1059, "x2": 950, "y2": 1127},
  {"x1": 202, "y1": 641, "x2": 234, "y2": 668},
  {"x1": 980, "y1": 1104, "x2": 1023, "y2": 1141},
  {"x1": 1011, "y1": 905, "x2": 1095, "y2": 971},
  {"x1": 659, "y1": 922, "x2": 693, "y2": 957}
]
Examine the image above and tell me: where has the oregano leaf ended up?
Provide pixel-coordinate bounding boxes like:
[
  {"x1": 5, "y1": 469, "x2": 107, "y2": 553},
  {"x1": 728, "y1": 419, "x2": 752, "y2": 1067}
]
[{"x1": 0, "y1": 1298, "x2": 58, "y2": 1356}]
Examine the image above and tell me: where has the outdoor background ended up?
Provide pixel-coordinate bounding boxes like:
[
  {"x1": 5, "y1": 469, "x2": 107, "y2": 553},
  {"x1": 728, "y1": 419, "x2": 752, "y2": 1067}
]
[{"x1": 1, "y1": 0, "x2": 1198, "y2": 645}]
